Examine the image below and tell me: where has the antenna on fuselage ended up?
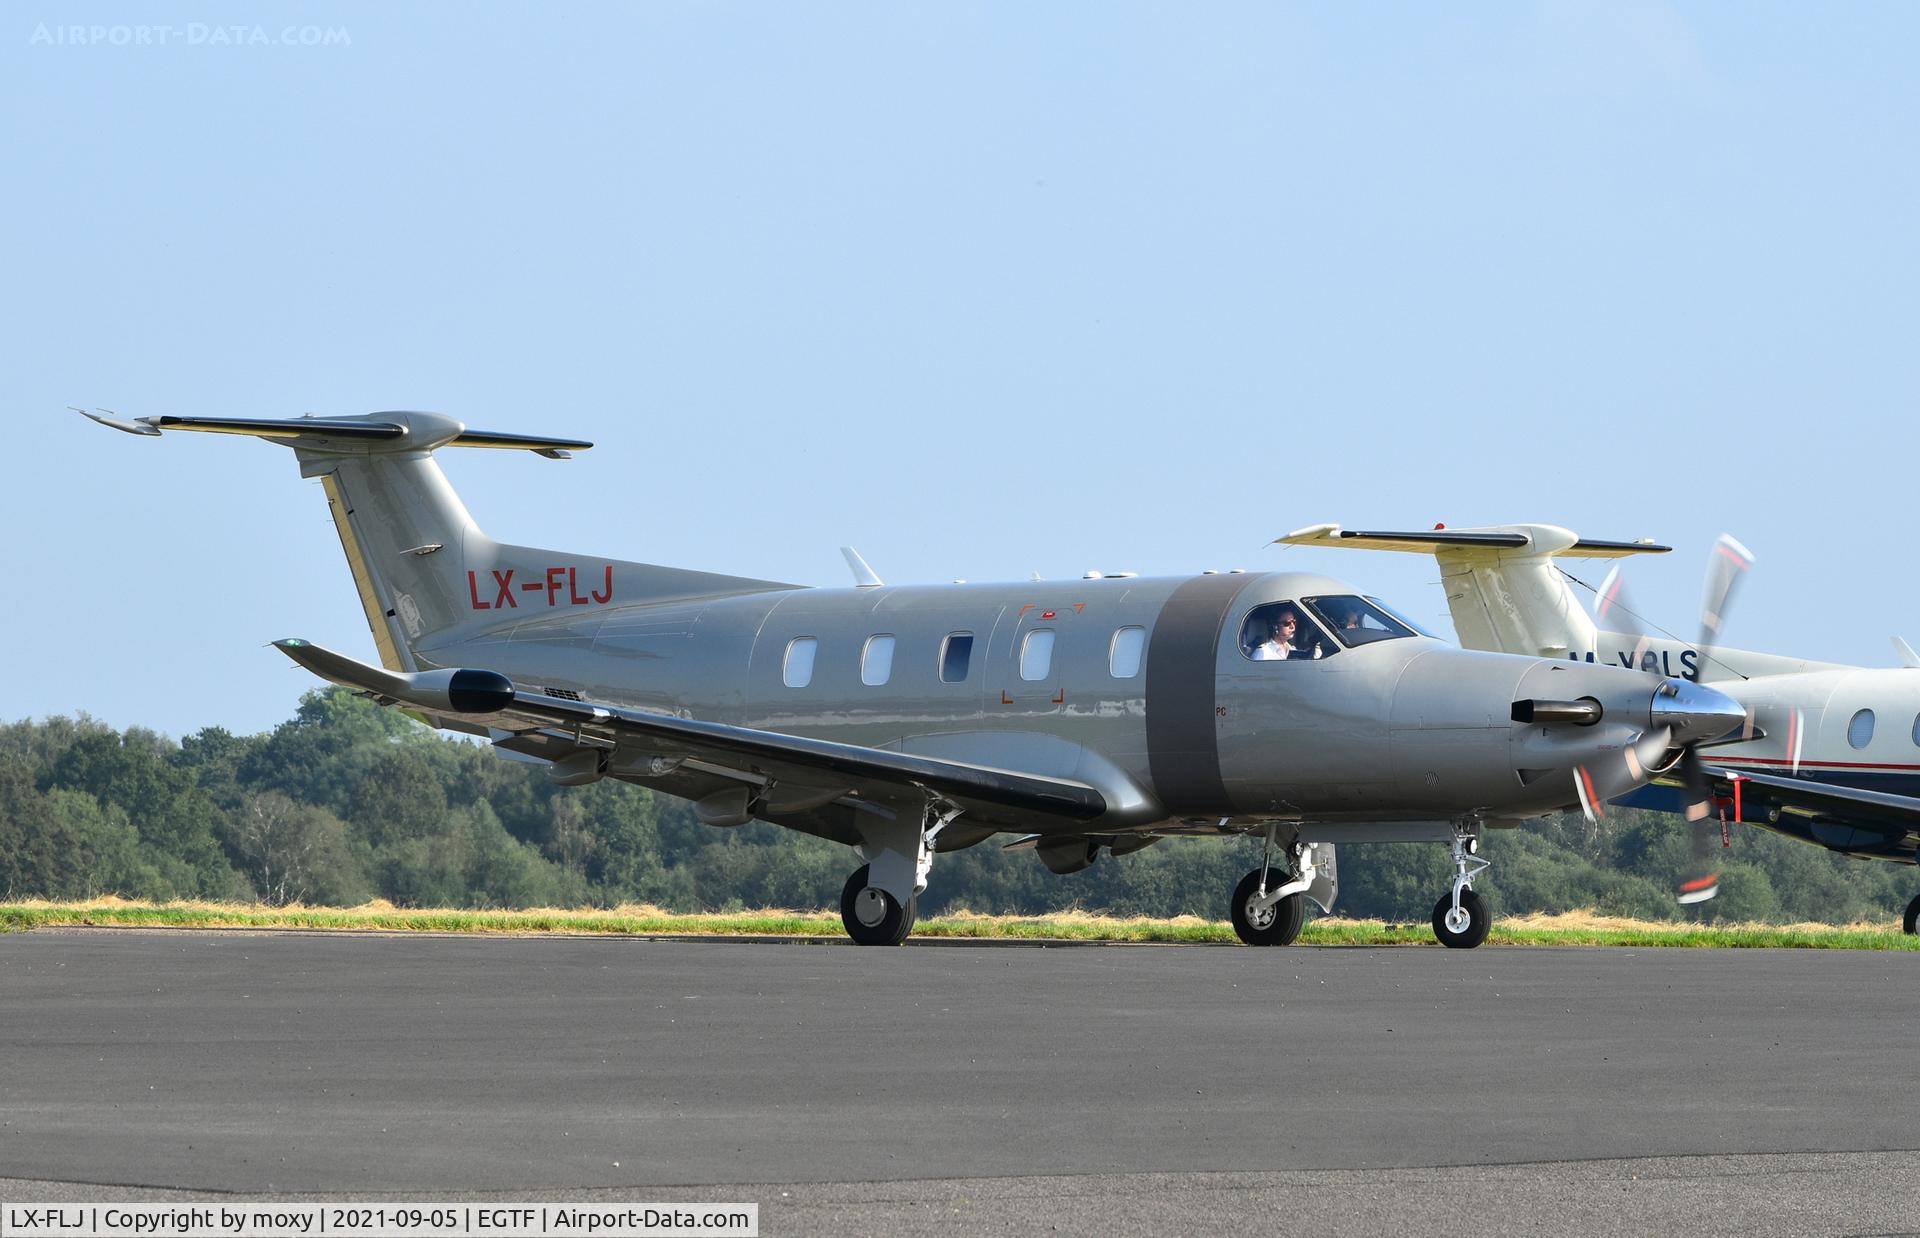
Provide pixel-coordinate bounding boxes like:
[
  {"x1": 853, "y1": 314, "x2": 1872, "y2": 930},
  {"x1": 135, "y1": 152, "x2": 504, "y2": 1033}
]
[{"x1": 840, "y1": 546, "x2": 883, "y2": 588}]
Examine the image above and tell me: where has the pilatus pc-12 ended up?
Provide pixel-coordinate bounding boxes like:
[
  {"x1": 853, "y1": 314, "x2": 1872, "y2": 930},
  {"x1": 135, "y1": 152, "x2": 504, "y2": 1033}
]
[{"x1": 82, "y1": 410, "x2": 1742, "y2": 947}]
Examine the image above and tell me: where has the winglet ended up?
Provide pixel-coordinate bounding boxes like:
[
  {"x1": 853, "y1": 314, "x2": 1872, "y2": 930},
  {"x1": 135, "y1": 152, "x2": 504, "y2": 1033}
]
[
  {"x1": 1894, "y1": 636, "x2": 1920, "y2": 669},
  {"x1": 840, "y1": 546, "x2": 884, "y2": 588},
  {"x1": 72, "y1": 407, "x2": 160, "y2": 436}
]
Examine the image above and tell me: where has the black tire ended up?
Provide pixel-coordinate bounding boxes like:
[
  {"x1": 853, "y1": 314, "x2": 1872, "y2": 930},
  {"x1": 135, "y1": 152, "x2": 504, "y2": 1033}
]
[
  {"x1": 1230, "y1": 868, "x2": 1306, "y2": 946},
  {"x1": 1904, "y1": 893, "x2": 1920, "y2": 936},
  {"x1": 840, "y1": 865, "x2": 916, "y2": 946},
  {"x1": 1432, "y1": 889, "x2": 1491, "y2": 949}
]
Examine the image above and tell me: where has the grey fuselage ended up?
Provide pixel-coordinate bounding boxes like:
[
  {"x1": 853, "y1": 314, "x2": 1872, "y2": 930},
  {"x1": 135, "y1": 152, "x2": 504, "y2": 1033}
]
[{"x1": 417, "y1": 566, "x2": 1668, "y2": 838}]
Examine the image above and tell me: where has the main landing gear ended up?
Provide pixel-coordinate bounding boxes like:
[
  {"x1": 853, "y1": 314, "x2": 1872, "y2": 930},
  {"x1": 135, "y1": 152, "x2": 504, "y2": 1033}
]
[
  {"x1": 839, "y1": 797, "x2": 958, "y2": 946},
  {"x1": 1432, "y1": 829, "x2": 1492, "y2": 949},
  {"x1": 1230, "y1": 829, "x2": 1320, "y2": 946},
  {"x1": 1904, "y1": 893, "x2": 1920, "y2": 936},
  {"x1": 841, "y1": 864, "x2": 916, "y2": 946}
]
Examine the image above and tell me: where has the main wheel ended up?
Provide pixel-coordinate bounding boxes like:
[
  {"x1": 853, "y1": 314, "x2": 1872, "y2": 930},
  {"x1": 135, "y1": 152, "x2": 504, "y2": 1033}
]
[
  {"x1": 1432, "y1": 889, "x2": 1491, "y2": 949},
  {"x1": 1903, "y1": 892, "x2": 1920, "y2": 936},
  {"x1": 840, "y1": 865, "x2": 916, "y2": 946},
  {"x1": 1231, "y1": 868, "x2": 1305, "y2": 946}
]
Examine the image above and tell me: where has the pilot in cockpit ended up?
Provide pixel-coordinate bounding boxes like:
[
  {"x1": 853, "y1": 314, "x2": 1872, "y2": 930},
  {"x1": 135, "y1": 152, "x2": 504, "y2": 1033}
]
[{"x1": 1249, "y1": 608, "x2": 1322, "y2": 661}]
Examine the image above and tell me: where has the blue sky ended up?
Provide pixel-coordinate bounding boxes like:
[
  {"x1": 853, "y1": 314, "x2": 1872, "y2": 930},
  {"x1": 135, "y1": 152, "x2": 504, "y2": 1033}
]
[{"x1": 5, "y1": 2, "x2": 1917, "y2": 737}]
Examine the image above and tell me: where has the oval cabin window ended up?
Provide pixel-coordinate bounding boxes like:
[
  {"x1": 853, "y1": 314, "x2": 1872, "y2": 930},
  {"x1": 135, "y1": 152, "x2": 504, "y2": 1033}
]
[{"x1": 1848, "y1": 708, "x2": 1875, "y2": 750}]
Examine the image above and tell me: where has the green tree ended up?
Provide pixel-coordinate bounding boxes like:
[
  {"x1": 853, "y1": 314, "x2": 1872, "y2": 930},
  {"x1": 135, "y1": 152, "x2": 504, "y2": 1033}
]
[
  {"x1": 226, "y1": 791, "x2": 368, "y2": 906},
  {"x1": 348, "y1": 749, "x2": 450, "y2": 848}
]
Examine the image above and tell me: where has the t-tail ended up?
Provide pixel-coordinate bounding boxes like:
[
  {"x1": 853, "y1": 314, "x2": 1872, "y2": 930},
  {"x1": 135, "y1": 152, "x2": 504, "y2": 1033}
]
[{"x1": 77, "y1": 409, "x2": 801, "y2": 671}]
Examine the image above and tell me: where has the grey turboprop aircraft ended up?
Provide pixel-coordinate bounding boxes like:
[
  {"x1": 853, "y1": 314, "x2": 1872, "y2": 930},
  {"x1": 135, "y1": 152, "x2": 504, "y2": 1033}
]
[
  {"x1": 1279, "y1": 522, "x2": 1920, "y2": 931},
  {"x1": 81, "y1": 410, "x2": 1745, "y2": 947}
]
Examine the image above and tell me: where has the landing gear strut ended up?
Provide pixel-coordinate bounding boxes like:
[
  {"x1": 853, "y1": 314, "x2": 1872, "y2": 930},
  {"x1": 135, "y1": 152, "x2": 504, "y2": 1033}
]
[
  {"x1": 1432, "y1": 829, "x2": 1492, "y2": 949},
  {"x1": 840, "y1": 797, "x2": 957, "y2": 946}
]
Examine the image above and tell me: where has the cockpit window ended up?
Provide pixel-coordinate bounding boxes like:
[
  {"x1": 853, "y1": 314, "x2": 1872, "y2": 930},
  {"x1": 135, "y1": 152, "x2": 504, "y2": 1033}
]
[
  {"x1": 1303, "y1": 595, "x2": 1420, "y2": 647},
  {"x1": 1365, "y1": 596, "x2": 1436, "y2": 639},
  {"x1": 1239, "y1": 602, "x2": 1338, "y2": 662}
]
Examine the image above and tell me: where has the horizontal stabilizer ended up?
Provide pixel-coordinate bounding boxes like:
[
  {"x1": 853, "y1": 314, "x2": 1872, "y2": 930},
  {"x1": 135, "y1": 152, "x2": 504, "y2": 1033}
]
[
  {"x1": 75, "y1": 409, "x2": 591, "y2": 458},
  {"x1": 1276, "y1": 524, "x2": 1670, "y2": 559}
]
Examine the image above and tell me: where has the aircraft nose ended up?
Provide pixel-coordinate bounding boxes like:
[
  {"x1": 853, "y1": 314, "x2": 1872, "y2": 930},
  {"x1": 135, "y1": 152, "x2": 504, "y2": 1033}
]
[{"x1": 1651, "y1": 679, "x2": 1744, "y2": 747}]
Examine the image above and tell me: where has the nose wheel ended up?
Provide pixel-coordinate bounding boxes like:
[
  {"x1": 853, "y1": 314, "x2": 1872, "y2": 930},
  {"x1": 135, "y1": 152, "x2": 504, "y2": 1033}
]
[
  {"x1": 1431, "y1": 829, "x2": 1493, "y2": 949},
  {"x1": 1433, "y1": 888, "x2": 1491, "y2": 948},
  {"x1": 840, "y1": 864, "x2": 916, "y2": 946}
]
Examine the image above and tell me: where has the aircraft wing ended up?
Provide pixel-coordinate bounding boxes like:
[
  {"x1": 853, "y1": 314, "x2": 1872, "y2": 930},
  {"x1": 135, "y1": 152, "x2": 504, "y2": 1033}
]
[
  {"x1": 272, "y1": 639, "x2": 1108, "y2": 827},
  {"x1": 1654, "y1": 765, "x2": 1920, "y2": 861},
  {"x1": 1702, "y1": 767, "x2": 1920, "y2": 831}
]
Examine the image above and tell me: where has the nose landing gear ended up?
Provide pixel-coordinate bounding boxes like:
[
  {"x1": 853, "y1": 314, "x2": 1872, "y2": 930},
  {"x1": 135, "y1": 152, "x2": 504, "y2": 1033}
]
[{"x1": 1432, "y1": 829, "x2": 1492, "y2": 949}]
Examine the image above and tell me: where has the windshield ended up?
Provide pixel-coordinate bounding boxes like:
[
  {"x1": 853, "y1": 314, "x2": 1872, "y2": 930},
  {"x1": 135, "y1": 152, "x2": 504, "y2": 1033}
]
[
  {"x1": 1365, "y1": 596, "x2": 1436, "y2": 638},
  {"x1": 1302, "y1": 595, "x2": 1421, "y2": 647}
]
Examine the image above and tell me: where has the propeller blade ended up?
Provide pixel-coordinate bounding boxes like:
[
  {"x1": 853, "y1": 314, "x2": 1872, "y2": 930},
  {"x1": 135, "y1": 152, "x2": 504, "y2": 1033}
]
[
  {"x1": 1573, "y1": 764, "x2": 1604, "y2": 823},
  {"x1": 1594, "y1": 564, "x2": 1656, "y2": 670},
  {"x1": 1675, "y1": 747, "x2": 1722, "y2": 906},
  {"x1": 1697, "y1": 533, "x2": 1755, "y2": 662}
]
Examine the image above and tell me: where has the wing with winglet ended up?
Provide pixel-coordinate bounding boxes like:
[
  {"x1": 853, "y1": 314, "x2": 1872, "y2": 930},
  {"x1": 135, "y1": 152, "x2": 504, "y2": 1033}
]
[{"x1": 272, "y1": 638, "x2": 1109, "y2": 834}]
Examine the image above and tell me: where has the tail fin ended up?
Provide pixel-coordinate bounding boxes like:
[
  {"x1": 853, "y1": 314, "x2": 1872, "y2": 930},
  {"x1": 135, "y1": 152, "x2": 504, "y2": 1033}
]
[{"x1": 80, "y1": 409, "x2": 801, "y2": 671}]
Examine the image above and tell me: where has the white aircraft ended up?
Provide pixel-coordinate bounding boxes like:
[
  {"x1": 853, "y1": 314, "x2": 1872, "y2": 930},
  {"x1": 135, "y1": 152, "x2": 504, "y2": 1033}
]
[{"x1": 1278, "y1": 523, "x2": 1920, "y2": 931}]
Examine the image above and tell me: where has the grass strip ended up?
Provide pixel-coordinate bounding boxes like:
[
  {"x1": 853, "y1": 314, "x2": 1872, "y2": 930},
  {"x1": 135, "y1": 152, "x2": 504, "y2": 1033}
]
[{"x1": 1, "y1": 899, "x2": 1916, "y2": 948}]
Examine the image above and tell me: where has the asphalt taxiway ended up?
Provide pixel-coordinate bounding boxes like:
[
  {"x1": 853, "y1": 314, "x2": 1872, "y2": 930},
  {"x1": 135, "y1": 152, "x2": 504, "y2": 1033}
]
[{"x1": 3, "y1": 931, "x2": 1917, "y2": 1233}]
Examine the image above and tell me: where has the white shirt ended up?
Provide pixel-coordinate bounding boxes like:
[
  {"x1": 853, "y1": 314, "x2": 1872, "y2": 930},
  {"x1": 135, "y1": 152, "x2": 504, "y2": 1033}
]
[{"x1": 1251, "y1": 637, "x2": 1321, "y2": 661}]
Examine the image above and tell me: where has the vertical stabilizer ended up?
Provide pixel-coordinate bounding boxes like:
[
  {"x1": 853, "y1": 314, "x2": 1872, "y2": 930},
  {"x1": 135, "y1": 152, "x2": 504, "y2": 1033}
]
[{"x1": 81, "y1": 409, "x2": 804, "y2": 670}]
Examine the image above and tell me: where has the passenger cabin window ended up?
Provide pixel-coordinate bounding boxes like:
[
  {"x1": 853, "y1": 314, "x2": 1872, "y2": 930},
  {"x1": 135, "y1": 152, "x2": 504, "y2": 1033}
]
[
  {"x1": 1304, "y1": 595, "x2": 1421, "y2": 647},
  {"x1": 783, "y1": 637, "x2": 817, "y2": 688},
  {"x1": 861, "y1": 634, "x2": 896, "y2": 686},
  {"x1": 1912, "y1": 712, "x2": 1920, "y2": 749},
  {"x1": 1109, "y1": 626, "x2": 1146, "y2": 678},
  {"x1": 940, "y1": 632, "x2": 974, "y2": 683},
  {"x1": 1239, "y1": 602, "x2": 1338, "y2": 662},
  {"x1": 1020, "y1": 629, "x2": 1056, "y2": 681},
  {"x1": 1849, "y1": 708, "x2": 1875, "y2": 750}
]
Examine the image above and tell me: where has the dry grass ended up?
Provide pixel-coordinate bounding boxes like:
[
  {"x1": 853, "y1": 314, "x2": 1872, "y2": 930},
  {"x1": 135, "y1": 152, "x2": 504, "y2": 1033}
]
[{"x1": 2, "y1": 899, "x2": 1916, "y2": 948}]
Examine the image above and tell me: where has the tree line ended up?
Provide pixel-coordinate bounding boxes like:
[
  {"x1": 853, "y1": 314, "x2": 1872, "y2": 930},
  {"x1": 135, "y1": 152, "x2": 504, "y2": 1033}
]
[{"x1": 2, "y1": 688, "x2": 1914, "y2": 924}]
